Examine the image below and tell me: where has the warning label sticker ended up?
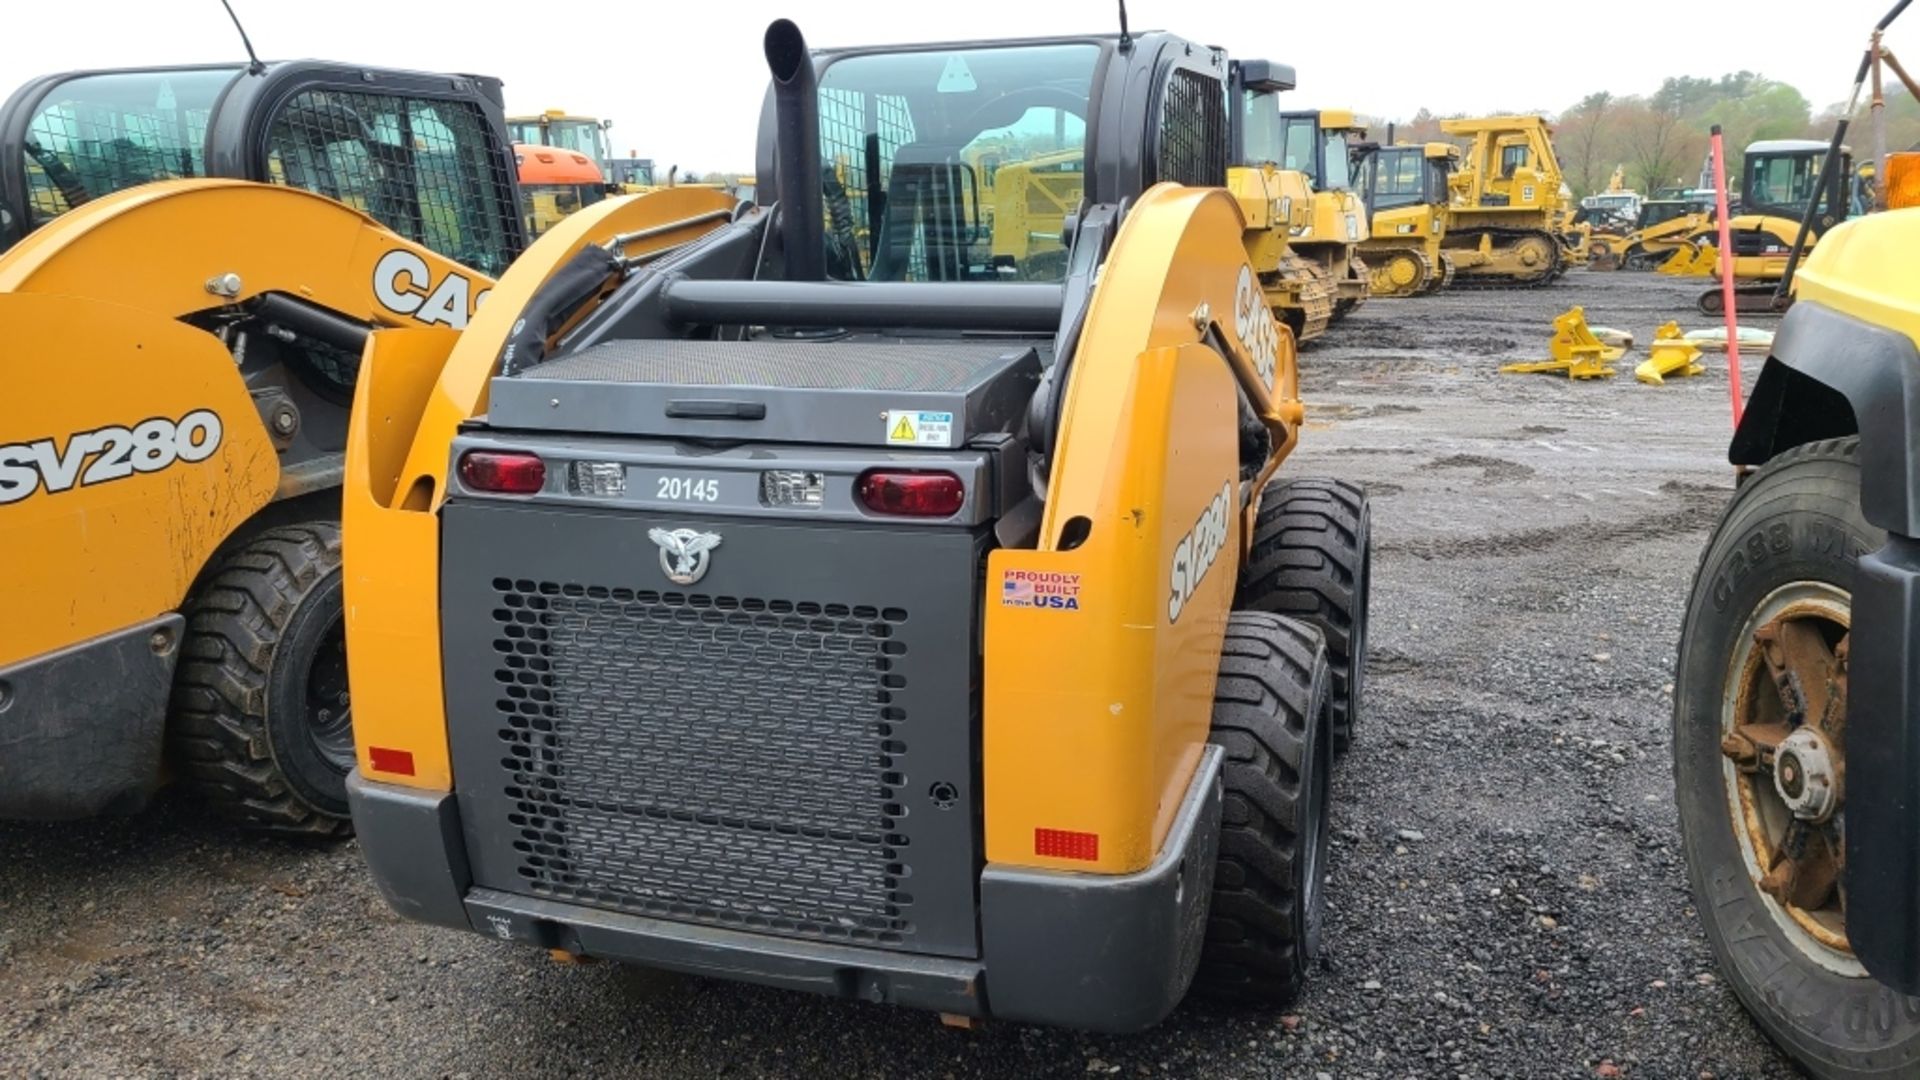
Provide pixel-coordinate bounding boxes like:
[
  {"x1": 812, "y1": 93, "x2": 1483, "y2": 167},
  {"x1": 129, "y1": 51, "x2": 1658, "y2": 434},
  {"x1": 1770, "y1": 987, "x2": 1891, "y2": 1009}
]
[
  {"x1": 1001, "y1": 569, "x2": 1082, "y2": 611},
  {"x1": 883, "y1": 410, "x2": 956, "y2": 448}
]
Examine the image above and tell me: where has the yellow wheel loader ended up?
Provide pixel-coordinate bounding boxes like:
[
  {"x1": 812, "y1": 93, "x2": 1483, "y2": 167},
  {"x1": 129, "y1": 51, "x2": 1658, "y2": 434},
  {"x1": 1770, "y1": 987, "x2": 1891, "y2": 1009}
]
[
  {"x1": 1439, "y1": 115, "x2": 1579, "y2": 287},
  {"x1": 344, "y1": 20, "x2": 1373, "y2": 1031},
  {"x1": 1351, "y1": 140, "x2": 1462, "y2": 296},
  {"x1": 0, "y1": 61, "x2": 530, "y2": 830}
]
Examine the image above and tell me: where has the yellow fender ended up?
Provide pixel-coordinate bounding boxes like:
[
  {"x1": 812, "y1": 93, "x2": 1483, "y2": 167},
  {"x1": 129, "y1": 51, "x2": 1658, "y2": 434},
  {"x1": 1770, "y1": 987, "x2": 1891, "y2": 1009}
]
[
  {"x1": 1499, "y1": 306, "x2": 1620, "y2": 379},
  {"x1": 1635, "y1": 321, "x2": 1706, "y2": 385},
  {"x1": 986, "y1": 183, "x2": 1303, "y2": 873},
  {"x1": 344, "y1": 187, "x2": 741, "y2": 792}
]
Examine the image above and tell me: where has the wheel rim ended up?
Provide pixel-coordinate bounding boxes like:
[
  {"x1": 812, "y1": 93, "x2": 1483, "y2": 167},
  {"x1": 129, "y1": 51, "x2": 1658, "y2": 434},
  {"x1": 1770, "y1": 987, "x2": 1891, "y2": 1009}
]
[
  {"x1": 304, "y1": 615, "x2": 356, "y2": 772},
  {"x1": 1719, "y1": 581, "x2": 1860, "y2": 975},
  {"x1": 1302, "y1": 705, "x2": 1332, "y2": 953}
]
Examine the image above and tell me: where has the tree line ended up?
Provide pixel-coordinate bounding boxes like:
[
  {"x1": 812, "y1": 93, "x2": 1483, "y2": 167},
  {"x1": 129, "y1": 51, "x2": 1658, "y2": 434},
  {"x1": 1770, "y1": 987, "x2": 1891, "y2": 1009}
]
[{"x1": 1370, "y1": 74, "x2": 1920, "y2": 198}]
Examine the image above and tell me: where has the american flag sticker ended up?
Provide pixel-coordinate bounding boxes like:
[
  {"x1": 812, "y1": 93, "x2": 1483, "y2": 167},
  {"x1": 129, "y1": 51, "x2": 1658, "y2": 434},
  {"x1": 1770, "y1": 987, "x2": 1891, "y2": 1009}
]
[{"x1": 1001, "y1": 569, "x2": 1081, "y2": 611}]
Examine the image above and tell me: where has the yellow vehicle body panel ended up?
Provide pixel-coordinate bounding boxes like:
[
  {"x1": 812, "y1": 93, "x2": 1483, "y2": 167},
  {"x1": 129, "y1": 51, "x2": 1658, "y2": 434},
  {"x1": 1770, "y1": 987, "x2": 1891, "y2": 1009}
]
[
  {"x1": 985, "y1": 183, "x2": 1301, "y2": 873},
  {"x1": 1791, "y1": 208, "x2": 1920, "y2": 347},
  {"x1": 1, "y1": 178, "x2": 496, "y2": 671},
  {"x1": 0, "y1": 293, "x2": 280, "y2": 666},
  {"x1": 989, "y1": 151, "x2": 1083, "y2": 266},
  {"x1": 345, "y1": 187, "x2": 741, "y2": 791}
]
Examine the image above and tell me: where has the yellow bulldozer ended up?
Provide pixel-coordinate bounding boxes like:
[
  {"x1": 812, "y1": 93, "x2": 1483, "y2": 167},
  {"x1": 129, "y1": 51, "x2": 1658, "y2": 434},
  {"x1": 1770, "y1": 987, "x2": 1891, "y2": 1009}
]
[
  {"x1": 0, "y1": 60, "x2": 532, "y2": 830},
  {"x1": 1349, "y1": 137, "x2": 1463, "y2": 296},
  {"x1": 1226, "y1": 67, "x2": 1365, "y2": 342},
  {"x1": 344, "y1": 19, "x2": 1374, "y2": 1032},
  {"x1": 1440, "y1": 115, "x2": 1580, "y2": 286}
]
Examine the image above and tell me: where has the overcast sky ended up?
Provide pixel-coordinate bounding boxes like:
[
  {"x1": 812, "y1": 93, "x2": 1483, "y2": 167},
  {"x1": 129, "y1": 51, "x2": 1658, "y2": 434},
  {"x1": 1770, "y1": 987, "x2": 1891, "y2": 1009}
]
[{"x1": 5, "y1": 0, "x2": 1896, "y2": 172}]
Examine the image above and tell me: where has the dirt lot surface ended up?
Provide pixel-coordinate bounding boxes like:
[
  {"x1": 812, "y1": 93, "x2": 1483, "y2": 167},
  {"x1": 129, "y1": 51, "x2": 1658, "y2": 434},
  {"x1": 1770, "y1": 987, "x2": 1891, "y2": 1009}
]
[{"x1": 0, "y1": 271, "x2": 1803, "y2": 1078}]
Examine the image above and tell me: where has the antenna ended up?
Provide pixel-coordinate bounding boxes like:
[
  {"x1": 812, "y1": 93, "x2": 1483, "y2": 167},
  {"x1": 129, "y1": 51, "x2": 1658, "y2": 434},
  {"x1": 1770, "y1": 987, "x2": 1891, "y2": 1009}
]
[
  {"x1": 219, "y1": 0, "x2": 267, "y2": 76},
  {"x1": 1117, "y1": 0, "x2": 1132, "y2": 52}
]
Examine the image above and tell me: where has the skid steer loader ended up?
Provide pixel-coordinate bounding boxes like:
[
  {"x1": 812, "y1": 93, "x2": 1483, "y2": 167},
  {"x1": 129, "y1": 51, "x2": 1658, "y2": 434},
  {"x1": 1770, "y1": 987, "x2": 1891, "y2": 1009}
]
[
  {"x1": 344, "y1": 20, "x2": 1373, "y2": 1031},
  {"x1": 0, "y1": 60, "x2": 536, "y2": 831}
]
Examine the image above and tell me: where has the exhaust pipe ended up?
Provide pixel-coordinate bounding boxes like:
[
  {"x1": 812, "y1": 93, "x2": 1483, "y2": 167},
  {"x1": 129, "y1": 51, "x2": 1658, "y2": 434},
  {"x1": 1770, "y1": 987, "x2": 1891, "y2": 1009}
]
[{"x1": 765, "y1": 19, "x2": 825, "y2": 281}]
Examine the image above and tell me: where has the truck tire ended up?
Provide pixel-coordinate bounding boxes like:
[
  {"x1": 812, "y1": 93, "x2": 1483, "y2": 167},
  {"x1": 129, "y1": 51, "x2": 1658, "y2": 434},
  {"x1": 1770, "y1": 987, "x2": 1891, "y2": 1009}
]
[
  {"x1": 1238, "y1": 478, "x2": 1371, "y2": 752},
  {"x1": 1674, "y1": 438, "x2": 1920, "y2": 1078},
  {"x1": 168, "y1": 523, "x2": 354, "y2": 836},
  {"x1": 1195, "y1": 611, "x2": 1332, "y2": 1006}
]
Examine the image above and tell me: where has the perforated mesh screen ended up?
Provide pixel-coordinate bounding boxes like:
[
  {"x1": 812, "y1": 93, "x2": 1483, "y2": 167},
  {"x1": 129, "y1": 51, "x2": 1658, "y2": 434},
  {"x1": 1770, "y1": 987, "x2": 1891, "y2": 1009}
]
[
  {"x1": 1155, "y1": 68, "x2": 1228, "y2": 189},
  {"x1": 488, "y1": 579, "x2": 916, "y2": 945},
  {"x1": 818, "y1": 88, "x2": 917, "y2": 279},
  {"x1": 264, "y1": 89, "x2": 522, "y2": 276}
]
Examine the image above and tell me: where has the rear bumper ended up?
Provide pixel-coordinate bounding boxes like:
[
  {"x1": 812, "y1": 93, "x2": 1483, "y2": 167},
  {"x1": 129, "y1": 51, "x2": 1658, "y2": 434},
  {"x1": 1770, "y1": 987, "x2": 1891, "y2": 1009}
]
[{"x1": 348, "y1": 745, "x2": 1222, "y2": 1032}]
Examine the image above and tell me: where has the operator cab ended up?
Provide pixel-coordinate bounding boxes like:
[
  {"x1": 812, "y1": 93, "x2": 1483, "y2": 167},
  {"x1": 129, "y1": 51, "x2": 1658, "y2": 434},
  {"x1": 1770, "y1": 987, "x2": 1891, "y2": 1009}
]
[
  {"x1": 1743, "y1": 138, "x2": 1851, "y2": 230},
  {"x1": 1269, "y1": 108, "x2": 1357, "y2": 191},
  {"x1": 0, "y1": 61, "x2": 526, "y2": 271},
  {"x1": 1355, "y1": 143, "x2": 1455, "y2": 219}
]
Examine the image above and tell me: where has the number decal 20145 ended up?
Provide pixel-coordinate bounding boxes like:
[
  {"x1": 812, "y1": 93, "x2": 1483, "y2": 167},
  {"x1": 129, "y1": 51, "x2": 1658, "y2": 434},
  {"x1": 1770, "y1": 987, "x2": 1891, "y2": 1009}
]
[
  {"x1": 0, "y1": 410, "x2": 223, "y2": 505},
  {"x1": 656, "y1": 476, "x2": 721, "y2": 503}
]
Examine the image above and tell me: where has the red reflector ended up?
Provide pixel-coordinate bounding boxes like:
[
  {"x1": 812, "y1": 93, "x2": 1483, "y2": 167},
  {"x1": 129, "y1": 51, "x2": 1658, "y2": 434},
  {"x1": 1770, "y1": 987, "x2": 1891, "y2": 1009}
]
[
  {"x1": 459, "y1": 451, "x2": 546, "y2": 494},
  {"x1": 368, "y1": 746, "x2": 416, "y2": 776},
  {"x1": 1035, "y1": 827, "x2": 1100, "y2": 861},
  {"x1": 856, "y1": 470, "x2": 965, "y2": 517}
]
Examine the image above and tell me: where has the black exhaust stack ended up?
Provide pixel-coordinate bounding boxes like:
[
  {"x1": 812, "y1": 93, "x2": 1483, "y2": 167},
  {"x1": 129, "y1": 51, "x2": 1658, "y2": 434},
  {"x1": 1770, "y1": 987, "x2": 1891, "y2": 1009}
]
[{"x1": 765, "y1": 19, "x2": 825, "y2": 281}]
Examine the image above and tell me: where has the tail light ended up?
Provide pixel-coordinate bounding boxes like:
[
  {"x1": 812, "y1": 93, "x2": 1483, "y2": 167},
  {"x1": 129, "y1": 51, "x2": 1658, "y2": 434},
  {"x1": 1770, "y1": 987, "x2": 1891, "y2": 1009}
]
[
  {"x1": 1889, "y1": 154, "x2": 1920, "y2": 210},
  {"x1": 459, "y1": 450, "x2": 547, "y2": 494},
  {"x1": 856, "y1": 469, "x2": 964, "y2": 517}
]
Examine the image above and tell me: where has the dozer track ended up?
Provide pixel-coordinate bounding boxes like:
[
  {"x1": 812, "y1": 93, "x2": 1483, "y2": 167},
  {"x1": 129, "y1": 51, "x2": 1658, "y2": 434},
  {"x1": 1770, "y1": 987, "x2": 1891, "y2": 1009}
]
[
  {"x1": 1430, "y1": 251, "x2": 1456, "y2": 293},
  {"x1": 1264, "y1": 253, "x2": 1337, "y2": 342},
  {"x1": 1698, "y1": 282, "x2": 1793, "y2": 316},
  {"x1": 1366, "y1": 246, "x2": 1433, "y2": 298},
  {"x1": 1331, "y1": 253, "x2": 1369, "y2": 321},
  {"x1": 1445, "y1": 227, "x2": 1563, "y2": 289}
]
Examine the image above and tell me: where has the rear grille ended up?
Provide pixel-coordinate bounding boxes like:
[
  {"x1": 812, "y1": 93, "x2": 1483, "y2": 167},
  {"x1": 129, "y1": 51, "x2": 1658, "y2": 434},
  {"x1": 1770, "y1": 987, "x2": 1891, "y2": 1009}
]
[{"x1": 488, "y1": 578, "x2": 914, "y2": 945}]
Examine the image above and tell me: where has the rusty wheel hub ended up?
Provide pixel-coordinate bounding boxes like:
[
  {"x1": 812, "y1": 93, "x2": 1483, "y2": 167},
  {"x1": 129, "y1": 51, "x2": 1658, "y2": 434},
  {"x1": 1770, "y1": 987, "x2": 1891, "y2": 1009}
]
[{"x1": 1720, "y1": 583, "x2": 1856, "y2": 969}]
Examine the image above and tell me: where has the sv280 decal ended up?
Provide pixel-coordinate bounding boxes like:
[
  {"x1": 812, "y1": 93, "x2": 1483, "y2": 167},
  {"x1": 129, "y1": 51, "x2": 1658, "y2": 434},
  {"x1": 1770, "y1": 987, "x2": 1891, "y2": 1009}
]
[{"x1": 0, "y1": 410, "x2": 223, "y2": 505}]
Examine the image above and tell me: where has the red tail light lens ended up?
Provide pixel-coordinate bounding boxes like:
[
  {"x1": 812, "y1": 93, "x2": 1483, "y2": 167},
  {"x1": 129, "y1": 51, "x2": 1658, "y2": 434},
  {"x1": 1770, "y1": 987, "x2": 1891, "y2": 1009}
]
[
  {"x1": 856, "y1": 469, "x2": 965, "y2": 517},
  {"x1": 459, "y1": 451, "x2": 547, "y2": 494}
]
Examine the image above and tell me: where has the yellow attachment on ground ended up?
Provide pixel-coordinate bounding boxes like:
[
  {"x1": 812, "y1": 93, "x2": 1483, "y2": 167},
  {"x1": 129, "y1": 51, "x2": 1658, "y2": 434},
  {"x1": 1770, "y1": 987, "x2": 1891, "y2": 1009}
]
[
  {"x1": 1498, "y1": 306, "x2": 1621, "y2": 379},
  {"x1": 1635, "y1": 322, "x2": 1706, "y2": 385},
  {"x1": 344, "y1": 187, "x2": 741, "y2": 792},
  {"x1": 986, "y1": 182, "x2": 1301, "y2": 874},
  {"x1": 1656, "y1": 243, "x2": 1697, "y2": 274}
]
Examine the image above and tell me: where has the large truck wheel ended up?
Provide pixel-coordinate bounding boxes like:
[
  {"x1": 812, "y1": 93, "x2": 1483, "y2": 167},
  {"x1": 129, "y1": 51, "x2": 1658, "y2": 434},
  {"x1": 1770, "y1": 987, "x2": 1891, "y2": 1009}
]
[
  {"x1": 1238, "y1": 478, "x2": 1371, "y2": 752},
  {"x1": 1674, "y1": 438, "x2": 1920, "y2": 1078},
  {"x1": 1195, "y1": 611, "x2": 1332, "y2": 1006},
  {"x1": 169, "y1": 523, "x2": 353, "y2": 836}
]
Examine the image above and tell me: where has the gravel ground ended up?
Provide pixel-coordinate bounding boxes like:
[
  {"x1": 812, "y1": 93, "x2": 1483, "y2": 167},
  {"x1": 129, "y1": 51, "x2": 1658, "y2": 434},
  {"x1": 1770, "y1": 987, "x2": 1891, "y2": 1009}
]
[{"x1": 0, "y1": 271, "x2": 1803, "y2": 1079}]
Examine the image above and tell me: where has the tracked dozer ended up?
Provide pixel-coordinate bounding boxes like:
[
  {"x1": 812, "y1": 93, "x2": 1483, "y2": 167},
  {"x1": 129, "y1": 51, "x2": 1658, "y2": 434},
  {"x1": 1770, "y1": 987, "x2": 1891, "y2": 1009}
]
[
  {"x1": 1351, "y1": 139, "x2": 1463, "y2": 296},
  {"x1": 1275, "y1": 109, "x2": 1370, "y2": 319},
  {"x1": 0, "y1": 60, "x2": 538, "y2": 830},
  {"x1": 1440, "y1": 115, "x2": 1577, "y2": 287},
  {"x1": 344, "y1": 20, "x2": 1375, "y2": 1032}
]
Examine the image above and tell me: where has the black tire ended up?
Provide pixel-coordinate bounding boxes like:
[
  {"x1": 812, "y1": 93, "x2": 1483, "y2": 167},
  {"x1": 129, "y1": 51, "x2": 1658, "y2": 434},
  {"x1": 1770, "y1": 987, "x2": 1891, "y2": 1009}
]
[
  {"x1": 1238, "y1": 479, "x2": 1371, "y2": 753},
  {"x1": 168, "y1": 523, "x2": 354, "y2": 836},
  {"x1": 1674, "y1": 438, "x2": 1920, "y2": 1078},
  {"x1": 1195, "y1": 611, "x2": 1332, "y2": 1006}
]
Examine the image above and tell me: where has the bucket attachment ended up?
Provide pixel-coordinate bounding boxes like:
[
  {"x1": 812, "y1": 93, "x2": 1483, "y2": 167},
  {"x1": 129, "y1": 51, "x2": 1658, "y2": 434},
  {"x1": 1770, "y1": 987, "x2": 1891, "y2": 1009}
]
[
  {"x1": 1656, "y1": 243, "x2": 1696, "y2": 275},
  {"x1": 1633, "y1": 322, "x2": 1706, "y2": 385},
  {"x1": 1499, "y1": 306, "x2": 1621, "y2": 379}
]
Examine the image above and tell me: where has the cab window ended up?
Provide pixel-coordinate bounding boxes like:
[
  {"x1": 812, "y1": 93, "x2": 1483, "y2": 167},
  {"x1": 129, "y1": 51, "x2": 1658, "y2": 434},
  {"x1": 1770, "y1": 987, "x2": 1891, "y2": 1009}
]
[
  {"x1": 1280, "y1": 116, "x2": 1318, "y2": 184},
  {"x1": 18, "y1": 67, "x2": 239, "y2": 229},
  {"x1": 814, "y1": 42, "x2": 1098, "y2": 283}
]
